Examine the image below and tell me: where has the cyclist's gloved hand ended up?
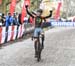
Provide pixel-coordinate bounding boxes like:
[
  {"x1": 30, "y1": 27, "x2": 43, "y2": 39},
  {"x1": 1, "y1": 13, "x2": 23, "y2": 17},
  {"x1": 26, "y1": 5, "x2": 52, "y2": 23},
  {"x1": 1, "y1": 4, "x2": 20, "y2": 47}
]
[
  {"x1": 50, "y1": 11, "x2": 53, "y2": 13},
  {"x1": 25, "y1": 5, "x2": 28, "y2": 9},
  {"x1": 50, "y1": 10, "x2": 53, "y2": 17}
]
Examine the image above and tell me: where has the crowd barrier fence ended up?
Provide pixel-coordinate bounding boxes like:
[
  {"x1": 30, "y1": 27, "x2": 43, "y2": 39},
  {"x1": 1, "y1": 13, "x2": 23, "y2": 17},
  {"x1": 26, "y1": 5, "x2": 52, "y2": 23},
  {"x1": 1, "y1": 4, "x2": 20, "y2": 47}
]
[
  {"x1": 1, "y1": 22, "x2": 74, "y2": 44},
  {"x1": 0, "y1": 23, "x2": 34, "y2": 44}
]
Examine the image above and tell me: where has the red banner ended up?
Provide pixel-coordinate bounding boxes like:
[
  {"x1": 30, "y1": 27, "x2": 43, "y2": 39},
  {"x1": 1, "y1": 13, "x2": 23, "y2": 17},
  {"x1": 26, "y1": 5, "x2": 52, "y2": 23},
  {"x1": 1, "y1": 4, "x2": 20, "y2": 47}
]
[
  {"x1": 21, "y1": 0, "x2": 30, "y2": 23},
  {"x1": 0, "y1": 0, "x2": 2, "y2": 5},
  {"x1": 54, "y1": 2, "x2": 62, "y2": 20},
  {"x1": 10, "y1": 0, "x2": 16, "y2": 16},
  {"x1": 21, "y1": 1, "x2": 27, "y2": 23},
  {"x1": 10, "y1": 26, "x2": 14, "y2": 41},
  {"x1": 0, "y1": 27, "x2": 2, "y2": 44}
]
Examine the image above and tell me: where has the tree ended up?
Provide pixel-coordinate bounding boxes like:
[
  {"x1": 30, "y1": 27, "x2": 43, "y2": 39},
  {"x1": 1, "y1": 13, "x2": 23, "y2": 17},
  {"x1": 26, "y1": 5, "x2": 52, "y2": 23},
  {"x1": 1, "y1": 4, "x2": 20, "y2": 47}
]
[
  {"x1": 30, "y1": 0, "x2": 42, "y2": 11},
  {"x1": 0, "y1": 0, "x2": 42, "y2": 13},
  {"x1": 63, "y1": 0, "x2": 75, "y2": 17},
  {"x1": 0, "y1": 0, "x2": 10, "y2": 13}
]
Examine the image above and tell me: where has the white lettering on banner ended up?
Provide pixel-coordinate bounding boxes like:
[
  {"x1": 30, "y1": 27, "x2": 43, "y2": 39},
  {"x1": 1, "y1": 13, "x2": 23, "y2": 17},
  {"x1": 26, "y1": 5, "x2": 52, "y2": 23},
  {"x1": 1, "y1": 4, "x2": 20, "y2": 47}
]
[
  {"x1": 61, "y1": 22, "x2": 66, "y2": 26},
  {"x1": 51, "y1": 22, "x2": 58, "y2": 26},
  {"x1": 66, "y1": 22, "x2": 73, "y2": 27},
  {"x1": 57, "y1": 22, "x2": 62, "y2": 26},
  {"x1": 51, "y1": 22, "x2": 75, "y2": 27},
  {"x1": 57, "y1": 22, "x2": 61, "y2": 26}
]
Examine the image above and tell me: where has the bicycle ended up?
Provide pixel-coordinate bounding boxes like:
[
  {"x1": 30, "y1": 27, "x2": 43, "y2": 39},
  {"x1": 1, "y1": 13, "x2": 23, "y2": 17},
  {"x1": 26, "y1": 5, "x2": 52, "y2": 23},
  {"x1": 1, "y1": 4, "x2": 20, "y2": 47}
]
[{"x1": 34, "y1": 32, "x2": 43, "y2": 62}]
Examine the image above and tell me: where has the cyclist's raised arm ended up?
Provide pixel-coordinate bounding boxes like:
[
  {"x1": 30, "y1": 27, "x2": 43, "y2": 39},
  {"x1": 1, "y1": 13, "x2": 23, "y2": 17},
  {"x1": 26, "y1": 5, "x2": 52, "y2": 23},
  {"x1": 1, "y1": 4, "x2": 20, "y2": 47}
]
[
  {"x1": 42, "y1": 11, "x2": 53, "y2": 19},
  {"x1": 25, "y1": 5, "x2": 34, "y2": 18}
]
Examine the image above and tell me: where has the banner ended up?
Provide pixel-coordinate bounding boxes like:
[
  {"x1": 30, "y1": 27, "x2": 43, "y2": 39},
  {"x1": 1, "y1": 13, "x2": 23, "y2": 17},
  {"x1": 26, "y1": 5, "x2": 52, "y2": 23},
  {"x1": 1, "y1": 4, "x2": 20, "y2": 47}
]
[
  {"x1": 54, "y1": 2, "x2": 62, "y2": 20},
  {"x1": 7, "y1": 26, "x2": 13, "y2": 42},
  {"x1": 10, "y1": 26, "x2": 14, "y2": 41},
  {"x1": 21, "y1": 0, "x2": 27, "y2": 23},
  {"x1": 0, "y1": 24, "x2": 25, "y2": 44},
  {"x1": 0, "y1": 27, "x2": 2, "y2": 44},
  {"x1": 10, "y1": 0, "x2": 16, "y2": 15},
  {"x1": 21, "y1": 0, "x2": 30, "y2": 23},
  {"x1": 51, "y1": 22, "x2": 75, "y2": 27},
  {"x1": 17, "y1": 24, "x2": 24, "y2": 38},
  {"x1": 0, "y1": 27, "x2": 6, "y2": 44},
  {"x1": 0, "y1": 0, "x2": 2, "y2": 5},
  {"x1": 10, "y1": 26, "x2": 17, "y2": 41},
  {"x1": 7, "y1": 26, "x2": 17, "y2": 41}
]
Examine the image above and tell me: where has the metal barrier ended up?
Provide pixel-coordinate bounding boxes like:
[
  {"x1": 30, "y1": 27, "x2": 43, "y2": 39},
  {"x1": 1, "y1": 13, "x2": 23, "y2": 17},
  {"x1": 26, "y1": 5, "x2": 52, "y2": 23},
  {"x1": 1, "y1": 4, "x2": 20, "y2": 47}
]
[
  {"x1": 0, "y1": 23, "x2": 34, "y2": 44},
  {"x1": 2, "y1": 22, "x2": 74, "y2": 44}
]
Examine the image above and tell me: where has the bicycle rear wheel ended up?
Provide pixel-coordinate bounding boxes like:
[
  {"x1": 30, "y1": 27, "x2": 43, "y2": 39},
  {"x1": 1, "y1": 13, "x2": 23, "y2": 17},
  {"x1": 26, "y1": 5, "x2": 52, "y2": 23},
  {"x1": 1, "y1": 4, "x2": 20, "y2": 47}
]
[{"x1": 37, "y1": 41, "x2": 42, "y2": 62}]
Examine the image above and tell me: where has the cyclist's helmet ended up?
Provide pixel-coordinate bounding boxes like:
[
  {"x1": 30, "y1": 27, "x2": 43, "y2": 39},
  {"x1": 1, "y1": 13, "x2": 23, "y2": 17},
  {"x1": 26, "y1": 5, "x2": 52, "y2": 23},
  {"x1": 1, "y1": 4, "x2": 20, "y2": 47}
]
[{"x1": 37, "y1": 9, "x2": 43, "y2": 13}]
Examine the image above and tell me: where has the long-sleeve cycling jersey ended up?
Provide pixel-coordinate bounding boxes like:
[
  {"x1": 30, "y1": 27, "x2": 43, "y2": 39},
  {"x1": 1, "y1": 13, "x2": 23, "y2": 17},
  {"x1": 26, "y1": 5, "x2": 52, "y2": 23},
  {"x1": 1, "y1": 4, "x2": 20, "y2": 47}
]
[{"x1": 26, "y1": 8, "x2": 52, "y2": 27}]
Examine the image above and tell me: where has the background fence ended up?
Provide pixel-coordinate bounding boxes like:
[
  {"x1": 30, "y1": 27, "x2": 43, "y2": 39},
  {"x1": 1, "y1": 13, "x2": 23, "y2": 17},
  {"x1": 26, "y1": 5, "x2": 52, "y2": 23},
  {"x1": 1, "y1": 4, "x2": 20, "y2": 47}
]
[{"x1": 0, "y1": 23, "x2": 34, "y2": 44}]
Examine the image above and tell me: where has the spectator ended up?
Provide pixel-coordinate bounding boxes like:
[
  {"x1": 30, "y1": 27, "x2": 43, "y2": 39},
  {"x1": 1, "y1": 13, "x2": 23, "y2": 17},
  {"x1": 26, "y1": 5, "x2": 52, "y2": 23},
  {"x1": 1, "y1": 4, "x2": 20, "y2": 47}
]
[
  {"x1": 2, "y1": 13, "x2": 6, "y2": 26},
  {"x1": 18, "y1": 13, "x2": 22, "y2": 24},
  {"x1": 13, "y1": 13, "x2": 20, "y2": 26},
  {"x1": 0, "y1": 12, "x2": 26, "y2": 27},
  {"x1": 2, "y1": 13, "x2": 5, "y2": 18},
  {"x1": 5, "y1": 13, "x2": 13, "y2": 27}
]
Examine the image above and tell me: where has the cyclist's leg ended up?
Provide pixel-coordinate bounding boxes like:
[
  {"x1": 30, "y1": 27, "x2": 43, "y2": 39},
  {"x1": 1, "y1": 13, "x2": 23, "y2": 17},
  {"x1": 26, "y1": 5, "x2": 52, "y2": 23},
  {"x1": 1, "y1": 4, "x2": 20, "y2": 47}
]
[
  {"x1": 33, "y1": 28, "x2": 43, "y2": 59},
  {"x1": 36, "y1": 28, "x2": 44, "y2": 61},
  {"x1": 42, "y1": 34, "x2": 45, "y2": 49},
  {"x1": 34, "y1": 38, "x2": 38, "y2": 57},
  {"x1": 37, "y1": 40, "x2": 41, "y2": 61},
  {"x1": 40, "y1": 28, "x2": 45, "y2": 49},
  {"x1": 33, "y1": 28, "x2": 39, "y2": 57}
]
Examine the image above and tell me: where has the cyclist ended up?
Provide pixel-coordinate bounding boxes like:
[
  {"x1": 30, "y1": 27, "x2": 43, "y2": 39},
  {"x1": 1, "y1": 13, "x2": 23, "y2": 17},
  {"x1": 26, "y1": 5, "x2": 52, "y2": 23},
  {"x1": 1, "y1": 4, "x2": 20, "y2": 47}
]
[{"x1": 25, "y1": 5, "x2": 53, "y2": 58}]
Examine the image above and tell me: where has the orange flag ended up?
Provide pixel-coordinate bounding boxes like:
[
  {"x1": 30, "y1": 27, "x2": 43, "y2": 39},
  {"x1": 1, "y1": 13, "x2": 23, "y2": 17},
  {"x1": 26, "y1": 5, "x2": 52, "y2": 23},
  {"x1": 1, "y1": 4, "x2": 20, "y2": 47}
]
[
  {"x1": 54, "y1": 2, "x2": 62, "y2": 20},
  {"x1": 21, "y1": 0, "x2": 27, "y2": 23},
  {"x1": 10, "y1": 0, "x2": 16, "y2": 16},
  {"x1": 0, "y1": 0, "x2": 2, "y2": 5},
  {"x1": 21, "y1": 0, "x2": 30, "y2": 23}
]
